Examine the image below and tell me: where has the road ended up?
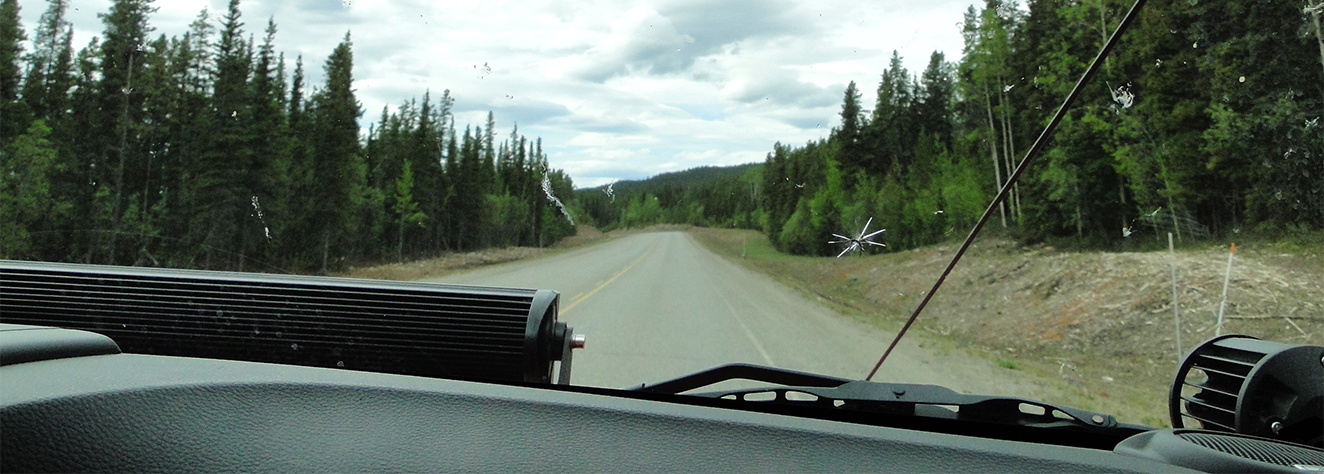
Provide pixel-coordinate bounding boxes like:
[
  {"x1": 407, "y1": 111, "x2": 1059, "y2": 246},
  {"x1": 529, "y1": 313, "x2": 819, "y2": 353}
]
[{"x1": 427, "y1": 231, "x2": 1027, "y2": 394}]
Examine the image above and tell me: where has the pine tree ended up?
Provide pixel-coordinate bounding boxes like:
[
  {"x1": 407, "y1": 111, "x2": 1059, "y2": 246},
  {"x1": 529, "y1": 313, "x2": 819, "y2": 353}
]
[
  {"x1": 835, "y1": 81, "x2": 864, "y2": 177},
  {"x1": 95, "y1": 0, "x2": 157, "y2": 264},
  {"x1": 160, "y1": 12, "x2": 218, "y2": 264},
  {"x1": 276, "y1": 54, "x2": 319, "y2": 267},
  {"x1": 409, "y1": 91, "x2": 446, "y2": 255},
  {"x1": 870, "y1": 51, "x2": 915, "y2": 175},
  {"x1": 0, "y1": 0, "x2": 27, "y2": 145},
  {"x1": 917, "y1": 52, "x2": 954, "y2": 147},
  {"x1": 310, "y1": 32, "x2": 364, "y2": 271},
  {"x1": 64, "y1": 37, "x2": 101, "y2": 262},
  {"x1": 124, "y1": 35, "x2": 172, "y2": 265},
  {"x1": 453, "y1": 126, "x2": 480, "y2": 249},
  {"x1": 20, "y1": 0, "x2": 75, "y2": 126},
  {"x1": 246, "y1": 17, "x2": 283, "y2": 263},
  {"x1": 441, "y1": 121, "x2": 459, "y2": 250},
  {"x1": 9, "y1": 0, "x2": 80, "y2": 260},
  {"x1": 393, "y1": 160, "x2": 426, "y2": 261}
]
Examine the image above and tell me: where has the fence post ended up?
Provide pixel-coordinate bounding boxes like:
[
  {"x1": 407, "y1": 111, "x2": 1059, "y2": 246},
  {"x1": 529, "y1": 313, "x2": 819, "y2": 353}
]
[
  {"x1": 1168, "y1": 233, "x2": 1182, "y2": 361},
  {"x1": 1215, "y1": 243, "x2": 1236, "y2": 337}
]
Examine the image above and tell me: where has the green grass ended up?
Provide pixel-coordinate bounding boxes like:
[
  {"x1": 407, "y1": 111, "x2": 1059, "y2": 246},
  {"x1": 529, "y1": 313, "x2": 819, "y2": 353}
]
[{"x1": 996, "y1": 357, "x2": 1021, "y2": 370}]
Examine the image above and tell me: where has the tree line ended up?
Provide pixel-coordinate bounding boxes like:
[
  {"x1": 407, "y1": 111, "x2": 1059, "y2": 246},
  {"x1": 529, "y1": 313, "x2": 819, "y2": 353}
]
[
  {"x1": 578, "y1": 164, "x2": 763, "y2": 231},
  {"x1": 584, "y1": 0, "x2": 1322, "y2": 255},
  {"x1": 0, "y1": 0, "x2": 578, "y2": 273}
]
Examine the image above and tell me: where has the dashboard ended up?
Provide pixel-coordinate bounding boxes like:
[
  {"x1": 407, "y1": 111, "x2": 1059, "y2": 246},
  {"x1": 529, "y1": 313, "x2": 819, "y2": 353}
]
[{"x1": 0, "y1": 325, "x2": 1202, "y2": 473}]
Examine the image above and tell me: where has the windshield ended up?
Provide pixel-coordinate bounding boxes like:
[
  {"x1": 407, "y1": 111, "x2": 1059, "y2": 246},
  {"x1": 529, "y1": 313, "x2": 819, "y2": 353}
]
[{"x1": 3, "y1": 0, "x2": 1321, "y2": 428}]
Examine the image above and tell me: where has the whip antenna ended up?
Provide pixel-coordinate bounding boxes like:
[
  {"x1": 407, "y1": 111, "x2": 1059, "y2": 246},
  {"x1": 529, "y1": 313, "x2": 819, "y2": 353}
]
[{"x1": 866, "y1": 0, "x2": 1150, "y2": 380}]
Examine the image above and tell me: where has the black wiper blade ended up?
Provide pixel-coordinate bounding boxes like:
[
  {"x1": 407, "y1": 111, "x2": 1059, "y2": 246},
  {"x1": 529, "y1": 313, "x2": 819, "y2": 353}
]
[
  {"x1": 633, "y1": 363, "x2": 851, "y2": 393},
  {"x1": 637, "y1": 364, "x2": 1147, "y2": 434},
  {"x1": 691, "y1": 381, "x2": 1144, "y2": 432}
]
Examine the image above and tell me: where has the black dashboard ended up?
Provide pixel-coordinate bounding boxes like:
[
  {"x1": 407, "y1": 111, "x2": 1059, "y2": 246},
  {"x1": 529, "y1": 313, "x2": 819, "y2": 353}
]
[{"x1": 0, "y1": 325, "x2": 1202, "y2": 473}]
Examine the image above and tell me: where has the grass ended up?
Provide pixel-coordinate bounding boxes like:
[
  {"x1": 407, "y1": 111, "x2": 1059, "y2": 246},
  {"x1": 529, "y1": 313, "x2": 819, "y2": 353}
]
[{"x1": 996, "y1": 357, "x2": 1021, "y2": 370}]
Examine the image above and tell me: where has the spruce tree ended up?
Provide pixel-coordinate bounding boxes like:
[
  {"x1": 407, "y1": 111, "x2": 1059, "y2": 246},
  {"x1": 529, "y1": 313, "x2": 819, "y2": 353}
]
[
  {"x1": 310, "y1": 32, "x2": 364, "y2": 271},
  {"x1": 917, "y1": 52, "x2": 954, "y2": 147},
  {"x1": 835, "y1": 81, "x2": 864, "y2": 178},
  {"x1": 20, "y1": 0, "x2": 75, "y2": 125},
  {"x1": 95, "y1": 0, "x2": 156, "y2": 264},
  {"x1": 869, "y1": 51, "x2": 915, "y2": 175},
  {"x1": 0, "y1": 0, "x2": 26, "y2": 144},
  {"x1": 393, "y1": 160, "x2": 425, "y2": 261}
]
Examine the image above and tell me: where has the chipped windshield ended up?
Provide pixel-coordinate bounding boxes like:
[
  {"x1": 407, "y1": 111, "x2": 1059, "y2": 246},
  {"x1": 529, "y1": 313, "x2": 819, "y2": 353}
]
[{"x1": 2, "y1": 0, "x2": 1321, "y2": 428}]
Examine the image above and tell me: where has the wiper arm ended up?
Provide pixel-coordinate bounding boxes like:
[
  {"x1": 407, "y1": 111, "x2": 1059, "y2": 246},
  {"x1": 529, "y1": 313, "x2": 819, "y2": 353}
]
[
  {"x1": 636, "y1": 364, "x2": 1148, "y2": 434},
  {"x1": 633, "y1": 363, "x2": 851, "y2": 393}
]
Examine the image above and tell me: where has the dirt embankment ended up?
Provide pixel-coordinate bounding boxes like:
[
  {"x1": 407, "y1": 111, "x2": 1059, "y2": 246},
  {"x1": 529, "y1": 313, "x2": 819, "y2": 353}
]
[
  {"x1": 690, "y1": 227, "x2": 1323, "y2": 426},
  {"x1": 339, "y1": 225, "x2": 607, "y2": 280}
]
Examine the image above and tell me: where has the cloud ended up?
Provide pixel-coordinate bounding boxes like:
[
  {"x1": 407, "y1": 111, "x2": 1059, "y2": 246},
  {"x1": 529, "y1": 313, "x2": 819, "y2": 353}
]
[
  {"x1": 546, "y1": 114, "x2": 647, "y2": 134},
  {"x1": 453, "y1": 99, "x2": 574, "y2": 127},
  {"x1": 764, "y1": 107, "x2": 839, "y2": 130},
  {"x1": 561, "y1": 6, "x2": 696, "y2": 82},
  {"x1": 558, "y1": 157, "x2": 659, "y2": 185},
  {"x1": 661, "y1": 0, "x2": 812, "y2": 52},
  {"x1": 566, "y1": 132, "x2": 660, "y2": 148},
  {"x1": 556, "y1": 0, "x2": 820, "y2": 84},
  {"x1": 720, "y1": 67, "x2": 839, "y2": 108},
  {"x1": 674, "y1": 103, "x2": 725, "y2": 121}
]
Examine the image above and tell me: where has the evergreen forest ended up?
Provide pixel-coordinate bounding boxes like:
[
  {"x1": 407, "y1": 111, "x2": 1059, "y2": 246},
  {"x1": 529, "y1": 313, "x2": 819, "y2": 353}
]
[
  {"x1": 0, "y1": 0, "x2": 578, "y2": 272},
  {"x1": 583, "y1": 0, "x2": 1323, "y2": 255},
  {"x1": 3, "y1": 0, "x2": 1322, "y2": 272}
]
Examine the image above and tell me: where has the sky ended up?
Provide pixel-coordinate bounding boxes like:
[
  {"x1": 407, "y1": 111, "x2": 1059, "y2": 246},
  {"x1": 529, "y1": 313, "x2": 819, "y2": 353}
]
[{"x1": 16, "y1": 0, "x2": 979, "y2": 188}]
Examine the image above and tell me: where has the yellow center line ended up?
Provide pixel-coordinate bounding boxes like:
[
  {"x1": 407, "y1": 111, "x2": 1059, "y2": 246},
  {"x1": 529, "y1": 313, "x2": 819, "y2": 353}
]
[{"x1": 561, "y1": 244, "x2": 655, "y2": 315}]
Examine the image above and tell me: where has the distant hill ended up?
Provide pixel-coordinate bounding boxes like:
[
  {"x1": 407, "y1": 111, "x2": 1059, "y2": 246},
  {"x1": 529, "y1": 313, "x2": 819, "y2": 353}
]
[
  {"x1": 579, "y1": 163, "x2": 761, "y2": 196},
  {"x1": 576, "y1": 163, "x2": 765, "y2": 231}
]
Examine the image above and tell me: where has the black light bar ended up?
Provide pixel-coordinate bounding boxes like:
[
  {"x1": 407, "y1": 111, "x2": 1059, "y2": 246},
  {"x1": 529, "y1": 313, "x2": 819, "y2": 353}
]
[{"x1": 0, "y1": 260, "x2": 577, "y2": 383}]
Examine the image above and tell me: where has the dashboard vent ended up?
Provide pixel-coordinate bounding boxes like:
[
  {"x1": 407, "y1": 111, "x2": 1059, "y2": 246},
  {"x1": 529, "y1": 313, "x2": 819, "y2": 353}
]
[
  {"x1": 1171, "y1": 335, "x2": 1323, "y2": 447},
  {"x1": 1116, "y1": 429, "x2": 1324, "y2": 473},
  {"x1": 0, "y1": 260, "x2": 566, "y2": 383},
  {"x1": 1173, "y1": 336, "x2": 1261, "y2": 431},
  {"x1": 1176, "y1": 431, "x2": 1324, "y2": 467}
]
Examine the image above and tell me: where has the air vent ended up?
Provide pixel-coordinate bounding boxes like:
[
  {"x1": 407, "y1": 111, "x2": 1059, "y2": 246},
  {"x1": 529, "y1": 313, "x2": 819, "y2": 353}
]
[
  {"x1": 0, "y1": 260, "x2": 573, "y2": 383},
  {"x1": 1116, "y1": 429, "x2": 1324, "y2": 473},
  {"x1": 1171, "y1": 335, "x2": 1323, "y2": 447},
  {"x1": 1176, "y1": 431, "x2": 1324, "y2": 468}
]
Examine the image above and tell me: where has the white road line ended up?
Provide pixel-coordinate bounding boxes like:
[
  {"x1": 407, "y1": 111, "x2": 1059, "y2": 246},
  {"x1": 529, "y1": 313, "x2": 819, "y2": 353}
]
[{"x1": 717, "y1": 291, "x2": 775, "y2": 366}]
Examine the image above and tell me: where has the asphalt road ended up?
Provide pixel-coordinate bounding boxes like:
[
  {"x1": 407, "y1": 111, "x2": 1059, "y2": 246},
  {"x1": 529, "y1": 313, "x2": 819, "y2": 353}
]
[{"x1": 428, "y1": 231, "x2": 1025, "y2": 394}]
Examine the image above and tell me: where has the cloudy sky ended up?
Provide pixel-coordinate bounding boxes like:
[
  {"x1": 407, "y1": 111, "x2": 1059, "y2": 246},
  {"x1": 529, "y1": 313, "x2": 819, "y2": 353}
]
[{"x1": 17, "y1": 0, "x2": 978, "y2": 187}]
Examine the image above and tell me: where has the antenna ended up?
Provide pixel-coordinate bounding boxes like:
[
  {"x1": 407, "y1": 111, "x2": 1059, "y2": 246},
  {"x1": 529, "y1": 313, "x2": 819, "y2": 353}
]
[{"x1": 865, "y1": 0, "x2": 1151, "y2": 381}]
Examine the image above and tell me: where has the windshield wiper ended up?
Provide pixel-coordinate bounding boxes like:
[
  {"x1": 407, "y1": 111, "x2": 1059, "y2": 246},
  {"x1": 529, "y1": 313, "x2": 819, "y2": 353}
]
[{"x1": 636, "y1": 364, "x2": 1149, "y2": 435}]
